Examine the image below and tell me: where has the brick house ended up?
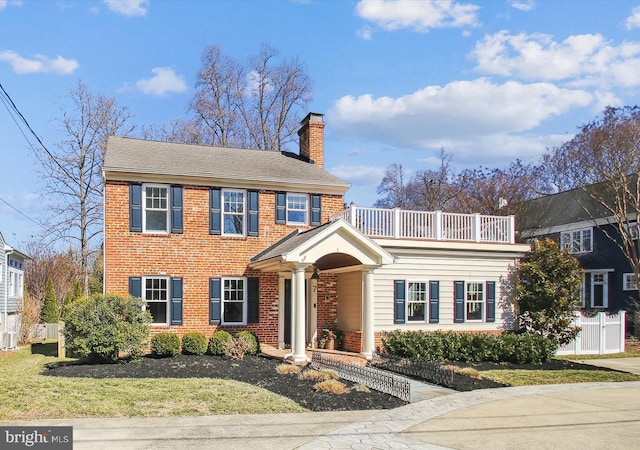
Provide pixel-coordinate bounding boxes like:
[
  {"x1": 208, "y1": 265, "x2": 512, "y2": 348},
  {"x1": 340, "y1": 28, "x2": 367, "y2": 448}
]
[{"x1": 103, "y1": 113, "x2": 530, "y2": 361}]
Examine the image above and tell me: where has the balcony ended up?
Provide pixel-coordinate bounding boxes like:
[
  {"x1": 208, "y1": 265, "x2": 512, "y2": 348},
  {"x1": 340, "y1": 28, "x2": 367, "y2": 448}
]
[{"x1": 332, "y1": 205, "x2": 515, "y2": 244}]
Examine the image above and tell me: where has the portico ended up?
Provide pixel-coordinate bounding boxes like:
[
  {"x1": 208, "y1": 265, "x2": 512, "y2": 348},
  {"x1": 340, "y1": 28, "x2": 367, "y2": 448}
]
[{"x1": 250, "y1": 219, "x2": 394, "y2": 361}]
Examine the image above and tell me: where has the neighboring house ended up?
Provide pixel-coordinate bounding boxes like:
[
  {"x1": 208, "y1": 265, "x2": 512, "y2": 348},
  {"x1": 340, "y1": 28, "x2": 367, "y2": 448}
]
[
  {"x1": 1, "y1": 231, "x2": 28, "y2": 349},
  {"x1": 519, "y1": 186, "x2": 639, "y2": 317},
  {"x1": 103, "y1": 113, "x2": 529, "y2": 361}
]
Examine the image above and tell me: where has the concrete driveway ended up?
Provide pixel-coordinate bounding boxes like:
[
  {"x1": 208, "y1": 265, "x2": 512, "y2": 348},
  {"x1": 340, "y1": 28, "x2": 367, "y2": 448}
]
[
  {"x1": 5, "y1": 381, "x2": 640, "y2": 449},
  {"x1": 570, "y1": 356, "x2": 640, "y2": 375}
]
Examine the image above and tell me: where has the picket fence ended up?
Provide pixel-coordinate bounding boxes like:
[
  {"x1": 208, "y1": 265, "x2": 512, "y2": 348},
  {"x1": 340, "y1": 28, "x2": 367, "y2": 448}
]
[{"x1": 556, "y1": 311, "x2": 626, "y2": 355}]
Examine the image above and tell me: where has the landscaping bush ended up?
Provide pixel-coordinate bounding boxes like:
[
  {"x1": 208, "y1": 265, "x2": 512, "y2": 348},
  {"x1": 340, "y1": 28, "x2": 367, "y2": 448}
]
[
  {"x1": 236, "y1": 330, "x2": 260, "y2": 355},
  {"x1": 62, "y1": 293, "x2": 151, "y2": 362},
  {"x1": 181, "y1": 332, "x2": 208, "y2": 355},
  {"x1": 150, "y1": 332, "x2": 180, "y2": 358},
  {"x1": 224, "y1": 335, "x2": 252, "y2": 360},
  {"x1": 208, "y1": 330, "x2": 233, "y2": 355},
  {"x1": 382, "y1": 330, "x2": 555, "y2": 364}
]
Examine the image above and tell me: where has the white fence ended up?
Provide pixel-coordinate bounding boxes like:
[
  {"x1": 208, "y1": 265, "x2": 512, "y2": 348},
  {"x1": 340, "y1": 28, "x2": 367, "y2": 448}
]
[{"x1": 556, "y1": 311, "x2": 626, "y2": 355}]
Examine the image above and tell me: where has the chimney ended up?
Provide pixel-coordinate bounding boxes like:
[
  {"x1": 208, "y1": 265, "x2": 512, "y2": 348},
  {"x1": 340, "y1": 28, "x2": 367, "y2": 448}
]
[{"x1": 298, "y1": 112, "x2": 325, "y2": 168}]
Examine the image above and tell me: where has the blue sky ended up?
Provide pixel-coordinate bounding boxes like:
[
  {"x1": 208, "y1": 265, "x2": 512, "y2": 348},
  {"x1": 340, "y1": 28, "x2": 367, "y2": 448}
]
[{"x1": 2, "y1": 0, "x2": 640, "y2": 249}]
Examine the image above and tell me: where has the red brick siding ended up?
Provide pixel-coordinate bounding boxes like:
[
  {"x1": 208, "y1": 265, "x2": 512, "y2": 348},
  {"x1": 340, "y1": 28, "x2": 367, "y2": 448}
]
[{"x1": 104, "y1": 180, "x2": 344, "y2": 344}]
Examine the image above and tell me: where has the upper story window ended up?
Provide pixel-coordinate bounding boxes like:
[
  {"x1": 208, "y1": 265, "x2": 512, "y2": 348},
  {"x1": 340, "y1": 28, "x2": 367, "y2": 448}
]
[
  {"x1": 287, "y1": 193, "x2": 308, "y2": 225},
  {"x1": 560, "y1": 228, "x2": 592, "y2": 254},
  {"x1": 8, "y1": 269, "x2": 23, "y2": 297},
  {"x1": 144, "y1": 185, "x2": 169, "y2": 232},
  {"x1": 222, "y1": 189, "x2": 245, "y2": 236},
  {"x1": 276, "y1": 192, "x2": 322, "y2": 226},
  {"x1": 130, "y1": 183, "x2": 183, "y2": 234}
]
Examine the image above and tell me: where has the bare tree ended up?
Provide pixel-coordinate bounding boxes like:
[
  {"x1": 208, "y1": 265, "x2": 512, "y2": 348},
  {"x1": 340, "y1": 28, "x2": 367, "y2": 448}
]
[
  {"x1": 374, "y1": 163, "x2": 413, "y2": 209},
  {"x1": 453, "y1": 160, "x2": 550, "y2": 216},
  {"x1": 543, "y1": 106, "x2": 640, "y2": 299},
  {"x1": 155, "y1": 44, "x2": 311, "y2": 151},
  {"x1": 23, "y1": 240, "x2": 82, "y2": 317},
  {"x1": 36, "y1": 80, "x2": 133, "y2": 294},
  {"x1": 411, "y1": 150, "x2": 461, "y2": 211}
]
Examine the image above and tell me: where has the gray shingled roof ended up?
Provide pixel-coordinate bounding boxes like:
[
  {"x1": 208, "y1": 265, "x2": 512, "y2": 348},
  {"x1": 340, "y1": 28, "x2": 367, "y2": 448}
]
[
  {"x1": 103, "y1": 136, "x2": 350, "y2": 191},
  {"x1": 250, "y1": 221, "x2": 335, "y2": 263},
  {"x1": 519, "y1": 178, "x2": 632, "y2": 231}
]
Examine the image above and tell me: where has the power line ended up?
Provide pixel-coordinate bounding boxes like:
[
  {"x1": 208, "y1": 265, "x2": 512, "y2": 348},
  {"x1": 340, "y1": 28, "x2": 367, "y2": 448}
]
[
  {"x1": 0, "y1": 194, "x2": 42, "y2": 227},
  {"x1": 0, "y1": 82, "x2": 74, "y2": 180}
]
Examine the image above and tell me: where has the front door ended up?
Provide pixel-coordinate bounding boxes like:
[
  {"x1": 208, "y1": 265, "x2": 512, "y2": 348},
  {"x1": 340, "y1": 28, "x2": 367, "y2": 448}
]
[
  {"x1": 283, "y1": 278, "x2": 312, "y2": 347},
  {"x1": 591, "y1": 272, "x2": 608, "y2": 308}
]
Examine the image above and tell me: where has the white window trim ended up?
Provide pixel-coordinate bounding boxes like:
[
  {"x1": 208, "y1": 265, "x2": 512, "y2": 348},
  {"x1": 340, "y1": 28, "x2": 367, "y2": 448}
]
[
  {"x1": 221, "y1": 277, "x2": 247, "y2": 325},
  {"x1": 142, "y1": 276, "x2": 170, "y2": 325},
  {"x1": 624, "y1": 222, "x2": 639, "y2": 240},
  {"x1": 286, "y1": 193, "x2": 309, "y2": 226},
  {"x1": 560, "y1": 227, "x2": 593, "y2": 254},
  {"x1": 623, "y1": 273, "x2": 637, "y2": 291},
  {"x1": 465, "y1": 280, "x2": 485, "y2": 322},
  {"x1": 142, "y1": 183, "x2": 170, "y2": 234},
  {"x1": 590, "y1": 271, "x2": 608, "y2": 309},
  {"x1": 222, "y1": 189, "x2": 246, "y2": 237},
  {"x1": 405, "y1": 280, "x2": 428, "y2": 323}
]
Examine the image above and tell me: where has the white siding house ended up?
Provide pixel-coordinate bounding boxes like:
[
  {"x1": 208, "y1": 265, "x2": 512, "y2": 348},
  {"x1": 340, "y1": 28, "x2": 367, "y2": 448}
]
[{"x1": 1, "y1": 231, "x2": 28, "y2": 349}]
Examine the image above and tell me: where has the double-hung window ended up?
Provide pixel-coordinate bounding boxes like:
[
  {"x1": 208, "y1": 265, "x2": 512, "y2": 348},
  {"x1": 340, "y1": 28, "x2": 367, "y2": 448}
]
[
  {"x1": 130, "y1": 183, "x2": 183, "y2": 234},
  {"x1": 465, "y1": 282, "x2": 484, "y2": 321},
  {"x1": 222, "y1": 189, "x2": 245, "y2": 236},
  {"x1": 394, "y1": 280, "x2": 439, "y2": 324},
  {"x1": 144, "y1": 185, "x2": 169, "y2": 232},
  {"x1": 560, "y1": 228, "x2": 592, "y2": 254},
  {"x1": 286, "y1": 193, "x2": 308, "y2": 225},
  {"x1": 223, "y1": 277, "x2": 246, "y2": 324},
  {"x1": 143, "y1": 277, "x2": 169, "y2": 324},
  {"x1": 454, "y1": 280, "x2": 495, "y2": 323},
  {"x1": 407, "y1": 282, "x2": 427, "y2": 322},
  {"x1": 623, "y1": 273, "x2": 637, "y2": 291}
]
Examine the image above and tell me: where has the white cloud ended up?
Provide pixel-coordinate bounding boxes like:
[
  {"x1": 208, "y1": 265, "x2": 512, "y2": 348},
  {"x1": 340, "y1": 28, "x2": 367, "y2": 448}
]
[
  {"x1": 471, "y1": 31, "x2": 640, "y2": 89},
  {"x1": 509, "y1": 0, "x2": 535, "y2": 12},
  {"x1": 103, "y1": 0, "x2": 148, "y2": 17},
  {"x1": 355, "y1": 0, "x2": 479, "y2": 33},
  {"x1": 626, "y1": 6, "x2": 640, "y2": 30},
  {"x1": 329, "y1": 78, "x2": 592, "y2": 150},
  {"x1": 330, "y1": 165, "x2": 386, "y2": 186},
  {"x1": 0, "y1": 50, "x2": 79, "y2": 74},
  {"x1": 357, "y1": 25, "x2": 373, "y2": 40},
  {"x1": 0, "y1": 1, "x2": 22, "y2": 11},
  {"x1": 135, "y1": 67, "x2": 187, "y2": 96}
]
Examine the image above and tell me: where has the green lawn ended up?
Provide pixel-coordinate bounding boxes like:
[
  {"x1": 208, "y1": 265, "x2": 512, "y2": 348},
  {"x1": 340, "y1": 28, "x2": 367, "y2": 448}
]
[{"x1": 0, "y1": 348, "x2": 306, "y2": 420}]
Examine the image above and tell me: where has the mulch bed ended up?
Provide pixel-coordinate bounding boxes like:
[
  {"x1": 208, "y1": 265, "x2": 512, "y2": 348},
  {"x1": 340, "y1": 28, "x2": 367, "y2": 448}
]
[{"x1": 42, "y1": 354, "x2": 408, "y2": 412}]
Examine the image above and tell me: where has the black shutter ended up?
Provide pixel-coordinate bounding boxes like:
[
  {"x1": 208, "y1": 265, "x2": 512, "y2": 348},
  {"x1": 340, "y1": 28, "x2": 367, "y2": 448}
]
[
  {"x1": 429, "y1": 281, "x2": 439, "y2": 323},
  {"x1": 130, "y1": 184, "x2": 142, "y2": 232},
  {"x1": 210, "y1": 188, "x2": 221, "y2": 235},
  {"x1": 129, "y1": 277, "x2": 142, "y2": 298},
  {"x1": 454, "y1": 281, "x2": 465, "y2": 323},
  {"x1": 247, "y1": 277, "x2": 259, "y2": 323},
  {"x1": 248, "y1": 191, "x2": 259, "y2": 237},
  {"x1": 275, "y1": 192, "x2": 286, "y2": 224},
  {"x1": 486, "y1": 281, "x2": 496, "y2": 322},
  {"x1": 311, "y1": 194, "x2": 322, "y2": 226},
  {"x1": 170, "y1": 277, "x2": 183, "y2": 325},
  {"x1": 394, "y1": 280, "x2": 406, "y2": 324},
  {"x1": 209, "y1": 278, "x2": 221, "y2": 324},
  {"x1": 170, "y1": 186, "x2": 183, "y2": 234}
]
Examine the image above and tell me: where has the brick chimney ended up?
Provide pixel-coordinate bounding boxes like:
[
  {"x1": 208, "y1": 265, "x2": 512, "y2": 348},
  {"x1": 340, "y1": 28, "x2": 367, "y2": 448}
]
[{"x1": 298, "y1": 112, "x2": 325, "y2": 168}]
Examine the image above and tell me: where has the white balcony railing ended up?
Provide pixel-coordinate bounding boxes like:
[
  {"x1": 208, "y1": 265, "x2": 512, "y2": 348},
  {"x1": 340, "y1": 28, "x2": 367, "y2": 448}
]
[{"x1": 332, "y1": 205, "x2": 515, "y2": 244}]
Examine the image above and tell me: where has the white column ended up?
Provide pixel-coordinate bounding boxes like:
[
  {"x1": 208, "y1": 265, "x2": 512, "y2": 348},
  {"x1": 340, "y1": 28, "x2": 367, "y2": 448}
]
[
  {"x1": 292, "y1": 264, "x2": 308, "y2": 362},
  {"x1": 361, "y1": 267, "x2": 376, "y2": 359}
]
